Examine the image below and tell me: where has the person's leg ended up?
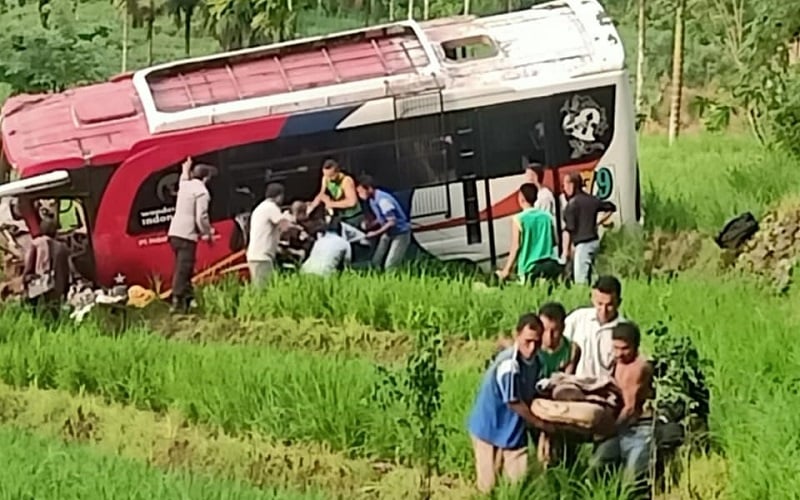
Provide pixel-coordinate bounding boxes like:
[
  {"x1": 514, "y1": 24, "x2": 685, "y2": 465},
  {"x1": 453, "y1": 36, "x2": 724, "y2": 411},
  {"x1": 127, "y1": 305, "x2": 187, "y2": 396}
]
[
  {"x1": 248, "y1": 260, "x2": 274, "y2": 287},
  {"x1": 590, "y1": 435, "x2": 622, "y2": 472},
  {"x1": 471, "y1": 434, "x2": 500, "y2": 494},
  {"x1": 370, "y1": 234, "x2": 391, "y2": 269},
  {"x1": 170, "y1": 237, "x2": 195, "y2": 311},
  {"x1": 584, "y1": 239, "x2": 600, "y2": 284},
  {"x1": 620, "y1": 422, "x2": 654, "y2": 491},
  {"x1": 182, "y1": 239, "x2": 197, "y2": 308},
  {"x1": 572, "y1": 243, "x2": 590, "y2": 285},
  {"x1": 383, "y1": 232, "x2": 411, "y2": 270},
  {"x1": 501, "y1": 445, "x2": 528, "y2": 484}
]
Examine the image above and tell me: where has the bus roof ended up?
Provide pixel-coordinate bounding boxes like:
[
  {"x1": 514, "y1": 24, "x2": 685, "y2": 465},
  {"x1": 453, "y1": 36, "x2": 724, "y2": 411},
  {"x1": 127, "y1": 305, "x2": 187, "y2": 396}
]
[{"x1": 1, "y1": 0, "x2": 624, "y2": 177}]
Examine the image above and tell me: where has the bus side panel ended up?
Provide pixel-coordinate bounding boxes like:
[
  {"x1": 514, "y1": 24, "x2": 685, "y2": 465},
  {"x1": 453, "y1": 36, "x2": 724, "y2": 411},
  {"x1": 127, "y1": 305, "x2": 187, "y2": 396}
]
[
  {"x1": 411, "y1": 81, "x2": 626, "y2": 269},
  {"x1": 92, "y1": 144, "x2": 238, "y2": 288}
]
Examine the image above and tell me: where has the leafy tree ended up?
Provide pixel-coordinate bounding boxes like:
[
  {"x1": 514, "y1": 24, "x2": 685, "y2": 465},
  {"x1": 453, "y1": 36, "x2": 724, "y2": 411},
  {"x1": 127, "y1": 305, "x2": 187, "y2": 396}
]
[
  {"x1": 141, "y1": 0, "x2": 166, "y2": 64},
  {"x1": 165, "y1": 0, "x2": 201, "y2": 56},
  {"x1": 204, "y1": 0, "x2": 295, "y2": 51},
  {"x1": 0, "y1": 0, "x2": 110, "y2": 93}
]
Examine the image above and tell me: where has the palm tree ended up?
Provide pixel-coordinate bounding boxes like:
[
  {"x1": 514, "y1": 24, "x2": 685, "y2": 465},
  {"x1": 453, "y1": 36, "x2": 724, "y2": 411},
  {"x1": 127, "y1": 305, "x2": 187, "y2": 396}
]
[
  {"x1": 114, "y1": 0, "x2": 143, "y2": 72},
  {"x1": 667, "y1": 0, "x2": 685, "y2": 145},
  {"x1": 166, "y1": 0, "x2": 200, "y2": 56},
  {"x1": 141, "y1": 0, "x2": 165, "y2": 64}
]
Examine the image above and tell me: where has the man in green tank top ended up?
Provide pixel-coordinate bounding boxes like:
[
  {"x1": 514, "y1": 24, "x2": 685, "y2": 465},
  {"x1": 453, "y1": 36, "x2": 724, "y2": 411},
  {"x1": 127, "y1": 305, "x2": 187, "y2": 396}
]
[
  {"x1": 497, "y1": 183, "x2": 561, "y2": 285},
  {"x1": 307, "y1": 158, "x2": 362, "y2": 224}
]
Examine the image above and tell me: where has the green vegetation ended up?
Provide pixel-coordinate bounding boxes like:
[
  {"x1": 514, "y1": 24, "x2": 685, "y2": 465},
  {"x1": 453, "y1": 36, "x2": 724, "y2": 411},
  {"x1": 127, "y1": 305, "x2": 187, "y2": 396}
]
[
  {"x1": 1, "y1": 0, "x2": 800, "y2": 496},
  {"x1": 2, "y1": 256, "x2": 800, "y2": 497},
  {"x1": 0, "y1": 424, "x2": 323, "y2": 499}
]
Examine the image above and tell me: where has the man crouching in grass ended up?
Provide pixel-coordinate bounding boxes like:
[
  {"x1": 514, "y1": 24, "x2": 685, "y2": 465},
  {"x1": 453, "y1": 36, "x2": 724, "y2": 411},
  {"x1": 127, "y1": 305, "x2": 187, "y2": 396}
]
[{"x1": 467, "y1": 313, "x2": 554, "y2": 493}]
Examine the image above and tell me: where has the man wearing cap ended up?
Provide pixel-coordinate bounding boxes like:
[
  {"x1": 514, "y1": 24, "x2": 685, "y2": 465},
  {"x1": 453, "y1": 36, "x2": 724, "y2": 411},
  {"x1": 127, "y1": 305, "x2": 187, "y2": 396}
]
[{"x1": 167, "y1": 156, "x2": 217, "y2": 313}]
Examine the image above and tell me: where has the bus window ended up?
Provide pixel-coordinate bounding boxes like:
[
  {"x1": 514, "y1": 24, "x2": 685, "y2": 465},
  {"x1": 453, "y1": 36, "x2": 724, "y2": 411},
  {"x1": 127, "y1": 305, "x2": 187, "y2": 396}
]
[
  {"x1": 127, "y1": 154, "x2": 230, "y2": 235},
  {"x1": 58, "y1": 199, "x2": 80, "y2": 231},
  {"x1": 480, "y1": 98, "x2": 549, "y2": 178},
  {"x1": 441, "y1": 36, "x2": 498, "y2": 62}
]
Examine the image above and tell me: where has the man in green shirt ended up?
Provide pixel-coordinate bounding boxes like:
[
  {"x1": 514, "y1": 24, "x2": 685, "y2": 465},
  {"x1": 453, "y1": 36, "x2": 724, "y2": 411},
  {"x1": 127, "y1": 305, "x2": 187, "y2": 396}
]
[
  {"x1": 537, "y1": 302, "x2": 581, "y2": 377},
  {"x1": 497, "y1": 183, "x2": 561, "y2": 285}
]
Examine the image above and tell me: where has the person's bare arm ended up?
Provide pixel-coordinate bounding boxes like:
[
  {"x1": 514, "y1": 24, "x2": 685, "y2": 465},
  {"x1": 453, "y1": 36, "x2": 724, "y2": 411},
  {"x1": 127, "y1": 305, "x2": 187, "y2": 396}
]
[
  {"x1": 508, "y1": 401, "x2": 555, "y2": 433},
  {"x1": 180, "y1": 157, "x2": 192, "y2": 181},
  {"x1": 596, "y1": 201, "x2": 617, "y2": 226},
  {"x1": 308, "y1": 178, "x2": 329, "y2": 212},
  {"x1": 497, "y1": 217, "x2": 520, "y2": 279},
  {"x1": 366, "y1": 215, "x2": 395, "y2": 238},
  {"x1": 564, "y1": 343, "x2": 581, "y2": 375},
  {"x1": 616, "y1": 362, "x2": 652, "y2": 428},
  {"x1": 325, "y1": 176, "x2": 357, "y2": 210}
]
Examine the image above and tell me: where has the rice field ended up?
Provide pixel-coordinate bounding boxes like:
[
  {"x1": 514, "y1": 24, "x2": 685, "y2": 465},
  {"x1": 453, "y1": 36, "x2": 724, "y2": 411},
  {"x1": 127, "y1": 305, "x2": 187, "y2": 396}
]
[{"x1": 1, "y1": 133, "x2": 799, "y2": 499}]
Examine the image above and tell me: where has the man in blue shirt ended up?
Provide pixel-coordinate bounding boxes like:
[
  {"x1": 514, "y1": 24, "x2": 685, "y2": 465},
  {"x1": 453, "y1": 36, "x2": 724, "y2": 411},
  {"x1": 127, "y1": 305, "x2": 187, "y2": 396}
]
[
  {"x1": 468, "y1": 313, "x2": 552, "y2": 493},
  {"x1": 356, "y1": 175, "x2": 412, "y2": 270}
]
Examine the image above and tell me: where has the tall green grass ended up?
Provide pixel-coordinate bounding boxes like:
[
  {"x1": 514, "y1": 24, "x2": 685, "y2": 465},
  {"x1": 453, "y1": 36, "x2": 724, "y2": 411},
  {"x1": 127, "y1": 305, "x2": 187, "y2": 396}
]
[
  {"x1": 4, "y1": 271, "x2": 800, "y2": 497},
  {"x1": 0, "y1": 425, "x2": 323, "y2": 500},
  {"x1": 639, "y1": 134, "x2": 800, "y2": 232}
]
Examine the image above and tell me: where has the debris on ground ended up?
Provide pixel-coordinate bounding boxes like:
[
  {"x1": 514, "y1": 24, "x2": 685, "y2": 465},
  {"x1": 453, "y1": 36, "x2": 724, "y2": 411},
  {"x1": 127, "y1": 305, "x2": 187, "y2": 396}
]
[
  {"x1": 644, "y1": 229, "x2": 706, "y2": 276},
  {"x1": 735, "y1": 200, "x2": 800, "y2": 291}
]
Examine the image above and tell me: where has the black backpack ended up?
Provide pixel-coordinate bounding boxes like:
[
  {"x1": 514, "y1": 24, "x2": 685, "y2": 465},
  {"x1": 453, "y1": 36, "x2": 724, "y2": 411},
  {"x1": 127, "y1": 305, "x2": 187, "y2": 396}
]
[{"x1": 714, "y1": 212, "x2": 758, "y2": 250}]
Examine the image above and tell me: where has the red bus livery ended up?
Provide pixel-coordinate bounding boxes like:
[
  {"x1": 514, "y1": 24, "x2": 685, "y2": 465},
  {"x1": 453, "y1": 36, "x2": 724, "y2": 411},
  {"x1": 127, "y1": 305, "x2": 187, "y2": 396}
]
[{"x1": 0, "y1": 0, "x2": 640, "y2": 291}]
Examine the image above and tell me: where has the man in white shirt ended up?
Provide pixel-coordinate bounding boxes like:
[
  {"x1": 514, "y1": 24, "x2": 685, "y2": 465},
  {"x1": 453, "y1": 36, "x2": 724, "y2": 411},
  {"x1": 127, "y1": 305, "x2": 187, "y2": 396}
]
[
  {"x1": 247, "y1": 183, "x2": 290, "y2": 287},
  {"x1": 523, "y1": 163, "x2": 557, "y2": 219},
  {"x1": 563, "y1": 275, "x2": 626, "y2": 378},
  {"x1": 301, "y1": 217, "x2": 352, "y2": 277}
]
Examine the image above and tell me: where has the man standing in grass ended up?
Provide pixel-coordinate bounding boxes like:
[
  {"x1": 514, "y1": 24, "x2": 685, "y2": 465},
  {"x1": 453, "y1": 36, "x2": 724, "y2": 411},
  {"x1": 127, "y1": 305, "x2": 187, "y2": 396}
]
[
  {"x1": 496, "y1": 183, "x2": 561, "y2": 285},
  {"x1": 468, "y1": 313, "x2": 553, "y2": 493},
  {"x1": 356, "y1": 175, "x2": 412, "y2": 270},
  {"x1": 592, "y1": 322, "x2": 654, "y2": 495},
  {"x1": 168, "y1": 156, "x2": 217, "y2": 314},
  {"x1": 564, "y1": 275, "x2": 626, "y2": 378},
  {"x1": 561, "y1": 172, "x2": 617, "y2": 285},
  {"x1": 247, "y1": 183, "x2": 290, "y2": 287}
]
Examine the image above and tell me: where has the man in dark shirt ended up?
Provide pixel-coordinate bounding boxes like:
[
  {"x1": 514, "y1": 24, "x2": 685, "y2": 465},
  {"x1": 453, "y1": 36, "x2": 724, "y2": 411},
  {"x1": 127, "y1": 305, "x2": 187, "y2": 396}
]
[{"x1": 561, "y1": 172, "x2": 616, "y2": 285}]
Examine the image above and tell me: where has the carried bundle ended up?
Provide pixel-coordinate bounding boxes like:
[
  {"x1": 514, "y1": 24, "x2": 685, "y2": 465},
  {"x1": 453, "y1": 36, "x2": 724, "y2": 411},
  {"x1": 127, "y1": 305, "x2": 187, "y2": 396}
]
[{"x1": 530, "y1": 373, "x2": 623, "y2": 434}]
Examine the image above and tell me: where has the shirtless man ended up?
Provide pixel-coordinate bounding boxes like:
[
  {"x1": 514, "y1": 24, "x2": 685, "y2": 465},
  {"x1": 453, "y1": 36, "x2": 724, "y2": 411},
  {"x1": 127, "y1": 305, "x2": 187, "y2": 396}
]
[{"x1": 592, "y1": 321, "x2": 654, "y2": 491}]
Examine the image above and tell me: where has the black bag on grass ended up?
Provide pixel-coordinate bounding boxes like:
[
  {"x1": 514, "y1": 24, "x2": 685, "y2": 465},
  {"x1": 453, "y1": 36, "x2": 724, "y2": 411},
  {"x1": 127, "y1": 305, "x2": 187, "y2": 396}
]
[{"x1": 715, "y1": 212, "x2": 758, "y2": 250}]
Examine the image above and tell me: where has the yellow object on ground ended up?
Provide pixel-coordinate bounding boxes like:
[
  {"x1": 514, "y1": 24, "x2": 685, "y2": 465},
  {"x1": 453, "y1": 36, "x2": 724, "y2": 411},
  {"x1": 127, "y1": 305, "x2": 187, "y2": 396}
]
[{"x1": 127, "y1": 285, "x2": 156, "y2": 308}]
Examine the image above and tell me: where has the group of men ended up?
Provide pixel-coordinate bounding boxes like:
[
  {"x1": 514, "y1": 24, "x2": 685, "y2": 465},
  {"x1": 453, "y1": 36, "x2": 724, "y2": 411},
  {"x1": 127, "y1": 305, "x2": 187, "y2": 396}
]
[
  {"x1": 166, "y1": 157, "x2": 412, "y2": 313},
  {"x1": 498, "y1": 164, "x2": 617, "y2": 286},
  {"x1": 468, "y1": 275, "x2": 654, "y2": 495}
]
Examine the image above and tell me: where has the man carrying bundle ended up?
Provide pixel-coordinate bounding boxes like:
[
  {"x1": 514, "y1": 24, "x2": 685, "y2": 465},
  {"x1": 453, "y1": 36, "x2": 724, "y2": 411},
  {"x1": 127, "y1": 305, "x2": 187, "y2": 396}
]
[
  {"x1": 467, "y1": 313, "x2": 554, "y2": 493},
  {"x1": 591, "y1": 322, "x2": 654, "y2": 495}
]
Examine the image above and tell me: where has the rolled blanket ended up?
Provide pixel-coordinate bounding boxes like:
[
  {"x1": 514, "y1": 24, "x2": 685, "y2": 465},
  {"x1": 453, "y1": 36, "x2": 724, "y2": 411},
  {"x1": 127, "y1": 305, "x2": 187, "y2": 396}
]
[
  {"x1": 536, "y1": 372, "x2": 623, "y2": 410},
  {"x1": 531, "y1": 399, "x2": 616, "y2": 434}
]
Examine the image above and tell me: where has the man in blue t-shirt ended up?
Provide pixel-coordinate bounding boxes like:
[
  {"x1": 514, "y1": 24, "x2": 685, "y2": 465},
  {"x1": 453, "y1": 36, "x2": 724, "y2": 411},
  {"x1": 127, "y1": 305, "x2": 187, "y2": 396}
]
[
  {"x1": 467, "y1": 313, "x2": 553, "y2": 493},
  {"x1": 356, "y1": 175, "x2": 412, "y2": 270}
]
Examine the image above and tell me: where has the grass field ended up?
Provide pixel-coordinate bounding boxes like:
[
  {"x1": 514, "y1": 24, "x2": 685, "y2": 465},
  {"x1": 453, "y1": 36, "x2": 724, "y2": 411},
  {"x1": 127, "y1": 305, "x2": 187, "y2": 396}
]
[{"x1": 3, "y1": 0, "x2": 800, "y2": 498}]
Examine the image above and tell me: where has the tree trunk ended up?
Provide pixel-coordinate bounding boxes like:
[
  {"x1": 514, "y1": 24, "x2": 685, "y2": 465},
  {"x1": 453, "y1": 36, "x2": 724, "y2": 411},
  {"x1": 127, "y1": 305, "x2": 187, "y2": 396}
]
[
  {"x1": 423, "y1": 0, "x2": 428, "y2": 20},
  {"x1": 388, "y1": 0, "x2": 394, "y2": 21},
  {"x1": 667, "y1": 0, "x2": 685, "y2": 145},
  {"x1": 147, "y1": 19, "x2": 154, "y2": 65},
  {"x1": 407, "y1": 0, "x2": 413, "y2": 19},
  {"x1": 463, "y1": 0, "x2": 469, "y2": 15},
  {"x1": 121, "y1": 13, "x2": 129, "y2": 72},
  {"x1": 183, "y1": 7, "x2": 192, "y2": 56},
  {"x1": 635, "y1": 0, "x2": 646, "y2": 128}
]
